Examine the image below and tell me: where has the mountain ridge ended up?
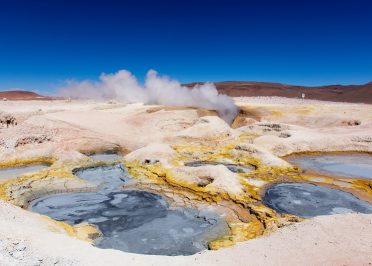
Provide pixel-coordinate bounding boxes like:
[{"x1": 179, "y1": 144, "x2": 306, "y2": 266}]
[{"x1": 185, "y1": 81, "x2": 372, "y2": 104}]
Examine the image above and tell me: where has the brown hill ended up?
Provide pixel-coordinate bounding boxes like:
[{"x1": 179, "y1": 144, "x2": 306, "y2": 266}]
[
  {"x1": 2, "y1": 82, "x2": 372, "y2": 104},
  {"x1": 0, "y1": 90, "x2": 52, "y2": 101},
  {"x1": 186, "y1": 81, "x2": 372, "y2": 104}
]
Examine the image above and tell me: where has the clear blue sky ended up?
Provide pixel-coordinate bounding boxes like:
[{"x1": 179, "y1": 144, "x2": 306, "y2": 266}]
[{"x1": 1, "y1": 0, "x2": 372, "y2": 93}]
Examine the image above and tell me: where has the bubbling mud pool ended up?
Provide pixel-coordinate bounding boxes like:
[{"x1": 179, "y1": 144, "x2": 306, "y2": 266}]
[
  {"x1": 184, "y1": 161, "x2": 254, "y2": 173},
  {"x1": 0, "y1": 163, "x2": 50, "y2": 179},
  {"x1": 30, "y1": 190, "x2": 228, "y2": 255},
  {"x1": 287, "y1": 153, "x2": 372, "y2": 179},
  {"x1": 263, "y1": 183, "x2": 372, "y2": 218}
]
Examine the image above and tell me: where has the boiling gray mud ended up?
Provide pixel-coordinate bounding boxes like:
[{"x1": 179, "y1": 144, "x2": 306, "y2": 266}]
[
  {"x1": 263, "y1": 183, "x2": 372, "y2": 218},
  {"x1": 185, "y1": 161, "x2": 254, "y2": 173},
  {"x1": 73, "y1": 164, "x2": 132, "y2": 191},
  {"x1": 287, "y1": 153, "x2": 372, "y2": 179},
  {"x1": 30, "y1": 190, "x2": 228, "y2": 255},
  {"x1": 35, "y1": 160, "x2": 227, "y2": 255},
  {"x1": 0, "y1": 163, "x2": 50, "y2": 179}
]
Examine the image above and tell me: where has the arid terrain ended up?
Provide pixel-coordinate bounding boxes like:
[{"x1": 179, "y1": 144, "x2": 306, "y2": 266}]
[
  {"x1": 187, "y1": 81, "x2": 372, "y2": 103},
  {"x1": 0, "y1": 90, "x2": 53, "y2": 101},
  {"x1": 3, "y1": 80, "x2": 372, "y2": 103},
  {"x1": 2, "y1": 0, "x2": 371, "y2": 263},
  {"x1": 0, "y1": 96, "x2": 371, "y2": 265}
]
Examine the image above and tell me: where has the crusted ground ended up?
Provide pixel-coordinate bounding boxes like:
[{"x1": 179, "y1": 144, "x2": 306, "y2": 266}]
[{"x1": 0, "y1": 98, "x2": 371, "y2": 264}]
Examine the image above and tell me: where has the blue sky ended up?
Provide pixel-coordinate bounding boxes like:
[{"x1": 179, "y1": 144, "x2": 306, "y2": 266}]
[{"x1": 0, "y1": 0, "x2": 372, "y2": 94}]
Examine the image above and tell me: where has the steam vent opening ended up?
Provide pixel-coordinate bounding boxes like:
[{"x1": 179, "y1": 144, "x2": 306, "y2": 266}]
[
  {"x1": 30, "y1": 190, "x2": 228, "y2": 256},
  {"x1": 0, "y1": 163, "x2": 51, "y2": 179},
  {"x1": 263, "y1": 183, "x2": 372, "y2": 218},
  {"x1": 286, "y1": 153, "x2": 372, "y2": 179}
]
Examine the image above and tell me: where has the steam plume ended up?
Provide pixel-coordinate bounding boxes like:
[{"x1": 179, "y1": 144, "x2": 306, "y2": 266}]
[{"x1": 59, "y1": 70, "x2": 238, "y2": 123}]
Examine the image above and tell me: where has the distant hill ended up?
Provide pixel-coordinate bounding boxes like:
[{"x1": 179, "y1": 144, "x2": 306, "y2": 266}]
[
  {"x1": 0, "y1": 90, "x2": 53, "y2": 101},
  {"x1": 186, "y1": 81, "x2": 372, "y2": 104},
  {"x1": 2, "y1": 81, "x2": 372, "y2": 104}
]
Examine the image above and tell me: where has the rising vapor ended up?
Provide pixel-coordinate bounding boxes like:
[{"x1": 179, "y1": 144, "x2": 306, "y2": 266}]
[{"x1": 59, "y1": 70, "x2": 238, "y2": 123}]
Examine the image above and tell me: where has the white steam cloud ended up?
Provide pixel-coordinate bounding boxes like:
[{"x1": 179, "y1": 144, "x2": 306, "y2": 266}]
[{"x1": 59, "y1": 70, "x2": 238, "y2": 123}]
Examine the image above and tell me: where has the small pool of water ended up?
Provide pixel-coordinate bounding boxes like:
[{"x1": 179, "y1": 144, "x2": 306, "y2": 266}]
[
  {"x1": 287, "y1": 153, "x2": 372, "y2": 179},
  {"x1": 30, "y1": 190, "x2": 228, "y2": 255},
  {"x1": 89, "y1": 153, "x2": 122, "y2": 162},
  {"x1": 263, "y1": 183, "x2": 372, "y2": 218},
  {"x1": 0, "y1": 163, "x2": 50, "y2": 179},
  {"x1": 185, "y1": 161, "x2": 254, "y2": 173},
  {"x1": 73, "y1": 164, "x2": 131, "y2": 191}
]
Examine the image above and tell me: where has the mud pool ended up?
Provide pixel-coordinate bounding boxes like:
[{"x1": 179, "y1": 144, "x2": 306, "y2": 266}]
[
  {"x1": 287, "y1": 153, "x2": 372, "y2": 179},
  {"x1": 185, "y1": 161, "x2": 254, "y2": 173},
  {"x1": 0, "y1": 163, "x2": 50, "y2": 179},
  {"x1": 30, "y1": 190, "x2": 228, "y2": 255},
  {"x1": 263, "y1": 183, "x2": 372, "y2": 218},
  {"x1": 73, "y1": 164, "x2": 132, "y2": 191},
  {"x1": 89, "y1": 153, "x2": 122, "y2": 162}
]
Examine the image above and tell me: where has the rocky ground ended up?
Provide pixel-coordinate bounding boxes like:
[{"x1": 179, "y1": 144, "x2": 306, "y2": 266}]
[{"x1": 0, "y1": 97, "x2": 371, "y2": 265}]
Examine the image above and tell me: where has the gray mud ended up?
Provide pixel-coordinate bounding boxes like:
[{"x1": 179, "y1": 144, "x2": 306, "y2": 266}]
[
  {"x1": 89, "y1": 153, "x2": 122, "y2": 162},
  {"x1": 73, "y1": 164, "x2": 132, "y2": 191},
  {"x1": 31, "y1": 190, "x2": 228, "y2": 255},
  {"x1": 287, "y1": 153, "x2": 372, "y2": 179},
  {"x1": 185, "y1": 161, "x2": 254, "y2": 173},
  {"x1": 0, "y1": 164, "x2": 50, "y2": 179},
  {"x1": 263, "y1": 183, "x2": 372, "y2": 218}
]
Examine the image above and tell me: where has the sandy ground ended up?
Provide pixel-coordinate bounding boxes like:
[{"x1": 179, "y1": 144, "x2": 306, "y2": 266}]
[{"x1": 0, "y1": 97, "x2": 372, "y2": 265}]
